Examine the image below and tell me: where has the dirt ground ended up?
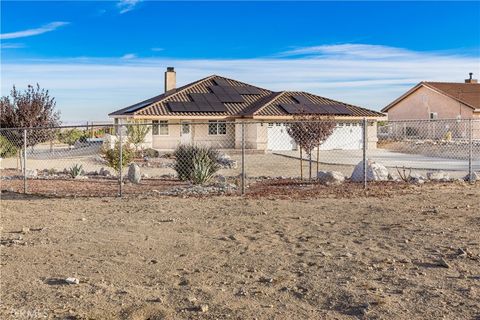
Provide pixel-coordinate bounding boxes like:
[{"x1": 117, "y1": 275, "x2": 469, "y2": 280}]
[{"x1": 1, "y1": 183, "x2": 479, "y2": 319}]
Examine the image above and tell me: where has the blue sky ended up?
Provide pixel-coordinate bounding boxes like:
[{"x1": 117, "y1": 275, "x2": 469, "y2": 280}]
[{"x1": 1, "y1": 1, "x2": 479, "y2": 122}]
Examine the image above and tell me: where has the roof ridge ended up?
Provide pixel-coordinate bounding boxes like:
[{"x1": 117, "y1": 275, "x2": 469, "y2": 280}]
[{"x1": 249, "y1": 91, "x2": 287, "y2": 116}]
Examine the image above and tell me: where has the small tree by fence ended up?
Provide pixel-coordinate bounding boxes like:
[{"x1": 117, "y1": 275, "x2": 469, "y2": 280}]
[
  {"x1": 287, "y1": 115, "x2": 336, "y2": 179},
  {"x1": 126, "y1": 122, "x2": 150, "y2": 156}
]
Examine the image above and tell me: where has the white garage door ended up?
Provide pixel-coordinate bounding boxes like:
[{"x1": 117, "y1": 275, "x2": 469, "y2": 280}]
[{"x1": 267, "y1": 122, "x2": 363, "y2": 151}]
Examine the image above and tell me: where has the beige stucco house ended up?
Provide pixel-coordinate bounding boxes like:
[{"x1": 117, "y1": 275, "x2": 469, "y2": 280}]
[
  {"x1": 109, "y1": 67, "x2": 384, "y2": 151},
  {"x1": 381, "y1": 74, "x2": 480, "y2": 139}
]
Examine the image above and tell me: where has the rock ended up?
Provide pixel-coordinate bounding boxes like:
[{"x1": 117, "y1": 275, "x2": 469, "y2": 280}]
[
  {"x1": 427, "y1": 171, "x2": 450, "y2": 182},
  {"x1": 350, "y1": 160, "x2": 389, "y2": 182},
  {"x1": 464, "y1": 172, "x2": 479, "y2": 182},
  {"x1": 218, "y1": 154, "x2": 238, "y2": 169},
  {"x1": 141, "y1": 173, "x2": 149, "y2": 179},
  {"x1": 216, "y1": 175, "x2": 226, "y2": 183},
  {"x1": 437, "y1": 258, "x2": 450, "y2": 268},
  {"x1": 127, "y1": 163, "x2": 141, "y2": 184},
  {"x1": 25, "y1": 169, "x2": 38, "y2": 178},
  {"x1": 21, "y1": 227, "x2": 30, "y2": 233},
  {"x1": 99, "y1": 167, "x2": 111, "y2": 177},
  {"x1": 65, "y1": 277, "x2": 80, "y2": 285},
  {"x1": 317, "y1": 171, "x2": 345, "y2": 185},
  {"x1": 410, "y1": 172, "x2": 427, "y2": 184},
  {"x1": 198, "y1": 304, "x2": 209, "y2": 313}
]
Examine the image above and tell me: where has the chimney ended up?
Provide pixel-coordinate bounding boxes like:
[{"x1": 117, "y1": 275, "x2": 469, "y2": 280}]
[
  {"x1": 164, "y1": 67, "x2": 176, "y2": 92},
  {"x1": 465, "y1": 72, "x2": 478, "y2": 84}
]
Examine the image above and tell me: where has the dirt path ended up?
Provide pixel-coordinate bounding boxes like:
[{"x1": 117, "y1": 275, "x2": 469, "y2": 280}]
[{"x1": 1, "y1": 185, "x2": 479, "y2": 319}]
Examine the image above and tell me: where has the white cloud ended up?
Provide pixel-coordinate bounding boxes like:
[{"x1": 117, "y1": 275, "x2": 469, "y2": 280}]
[
  {"x1": 117, "y1": 0, "x2": 141, "y2": 14},
  {"x1": 1, "y1": 44, "x2": 478, "y2": 121},
  {"x1": 0, "y1": 21, "x2": 69, "y2": 40},
  {"x1": 151, "y1": 47, "x2": 164, "y2": 52},
  {"x1": 121, "y1": 53, "x2": 137, "y2": 59},
  {"x1": 1, "y1": 43, "x2": 25, "y2": 49}
]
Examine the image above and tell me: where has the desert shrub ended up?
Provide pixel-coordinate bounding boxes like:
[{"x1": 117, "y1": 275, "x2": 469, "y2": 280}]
[
  {"x1": 444, "y1": 131, "x2": 452, "y2": 141},
  {"x1": 143, "y1": 148, "x2": 159, "y2": 158},
  {"x1": 101, "y1": 141, "x2": 135, "y2": 174},
  {"x1": 173, "y1": 144, "x2": 220, "y2": 184},
  {"x1": 58, "y1": 129, "x2": 87, "y2": 147},
  {"x1": 0, "y1": 135, "x2": 18, "y2": 158},
  {"x1": 68, "y1": 164, "x2": 84, "y2": 178}
]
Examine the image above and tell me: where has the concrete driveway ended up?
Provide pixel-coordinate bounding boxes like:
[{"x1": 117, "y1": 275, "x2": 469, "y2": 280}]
[{"x1": 274, "y1": 149, "x2": 480, "y2": 171}]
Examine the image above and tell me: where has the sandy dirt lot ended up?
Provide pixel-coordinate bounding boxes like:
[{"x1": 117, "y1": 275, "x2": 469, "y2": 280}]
[{"x1": 1, "y1": 183, "x2": 479, "y2": 319}]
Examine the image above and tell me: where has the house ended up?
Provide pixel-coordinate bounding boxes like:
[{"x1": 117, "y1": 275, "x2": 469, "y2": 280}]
[
  {"x1": 382, "y1": 73, "x2": 480, "y2": 121},
  {"x1": 109, "y1": 67, "x2": 385, "y2": 151},
  {"x1": 381, "y1": 73, "x2": 480, "y2": 139}
]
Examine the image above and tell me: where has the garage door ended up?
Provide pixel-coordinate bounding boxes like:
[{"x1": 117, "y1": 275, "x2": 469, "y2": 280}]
[{"x1": 267, "y1": 122, "x2": 363, "y2": 151}]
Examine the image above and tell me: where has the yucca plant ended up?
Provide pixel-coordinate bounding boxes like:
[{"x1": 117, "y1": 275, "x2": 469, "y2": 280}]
[
  {"x1": 68, "y1": 164, "x2": 84, "y2": 178},
  {"x1": 173, "y1": 144, "x2": 220, "y2": 184}
]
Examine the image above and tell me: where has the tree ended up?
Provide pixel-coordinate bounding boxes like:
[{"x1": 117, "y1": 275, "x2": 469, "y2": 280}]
[
  {"x1": 126, "y1": 122, "x2": 150, "y2": 155},
  {"x1": 101, "y1": 141, "x2": 135, "y2": 175},
  {"x1": 286, "y1": 114, "x2": 336, "y2": 180},
  {"x1": 0, "y1": 84, "x2": 61, "y2": 147},
  {"x1": 58, "y1": 129, "x2": 86, "y2": 148}
]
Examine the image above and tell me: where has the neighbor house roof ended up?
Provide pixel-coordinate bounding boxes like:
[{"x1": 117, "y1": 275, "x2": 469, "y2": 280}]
[
  {"x1": 110, "y1": 75, "x2": 383, "y2": 119},
  {"x1": 381, "y1": 81, "x2": 480, "y2": 112}
]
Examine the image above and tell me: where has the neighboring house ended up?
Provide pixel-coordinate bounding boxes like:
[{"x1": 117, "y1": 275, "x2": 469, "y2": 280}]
[
  {"x1": 382, "y1": 74, "x2": 480, "y2": 121},
  {"x1": 381, "y1": 74, "x2": 480, "y2": 139},
  {"x1": 109, "y1": 67, "x2": 384, "y2": 151}
]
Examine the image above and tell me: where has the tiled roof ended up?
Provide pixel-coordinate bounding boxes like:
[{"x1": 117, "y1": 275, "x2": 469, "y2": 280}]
[
  {"x1": 110, "y1": 75, "x2": 383, "y2": 118},
  {"x1": 424, "y1": 82, "x2": 480, "y2": 110}
]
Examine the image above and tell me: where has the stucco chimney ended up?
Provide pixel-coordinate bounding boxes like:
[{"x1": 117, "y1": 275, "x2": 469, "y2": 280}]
[
  {"x1": 465, "y1": 72, "x2": 478, "y2": 84},
  {"x1": 165, "y1": 67, "x2": 176, "y2": 92}
]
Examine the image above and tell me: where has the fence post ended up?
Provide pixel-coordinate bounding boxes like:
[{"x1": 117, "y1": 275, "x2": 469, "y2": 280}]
[
  {"x1": 241, "y1": 121, "x2": 246, "y2": 195},
  {"x1": 23, "y1": 129, "x2": 27, "y2": 194},
  {"x1": 363, "y1": 118, "x2": 368, "y2": 189},
  {"x1": 468, "y1": 119, "x2": 473, "y2": 183},
  {"x1": 118, "y1": 123, "x2": 123, "y2": 197}
]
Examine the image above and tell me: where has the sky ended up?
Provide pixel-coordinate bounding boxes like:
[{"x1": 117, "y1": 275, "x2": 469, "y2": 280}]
[{"x1": 1, "y1": 1, "x2": 479, "y2": 122}]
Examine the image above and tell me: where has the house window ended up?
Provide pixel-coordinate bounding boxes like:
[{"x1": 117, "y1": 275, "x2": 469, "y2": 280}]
[
  {"x1": 152, "y1": 120, "x2": 169, "y2": 135},
  {"x1": 208, "y1": 120, "x2": 227, "y2": 135},
  {"x1": 430, "y1": 112, "x2": 438, "y2": 120}
]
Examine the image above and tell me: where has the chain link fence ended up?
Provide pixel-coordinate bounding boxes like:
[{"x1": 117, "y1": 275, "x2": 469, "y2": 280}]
[{"x1": 0, "y1": 119, "x2": 478, "y2": 197}]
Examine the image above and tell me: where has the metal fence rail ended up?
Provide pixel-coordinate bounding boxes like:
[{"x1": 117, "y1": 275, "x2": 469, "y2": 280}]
[{"x1": 0, "y1": 119, "x2": 478, "y2": 197}]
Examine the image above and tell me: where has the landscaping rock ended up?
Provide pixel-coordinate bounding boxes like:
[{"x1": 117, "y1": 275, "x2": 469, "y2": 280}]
[
  {"x1": 218, "y1": 154, "x2": 238, "y2": 169},
  {"x1": 25, "y1": 169, "x2": 38, "y2": 178},
  {"x1": 317, "y1": 171, "x2": 345, "y2": 185},
  {"x1": 427, "y1": 171, "x2": 450, "y2": 182},
  {"x1": 463, "y1": 172, "x2": 479, "y2": 182},
  {"x1": 410, "y1": 172, "x2": 427, "y2": 184},
  {"x1": 99, "y1": 167, "x2": 111, "y2": 177},
  {"x1": 350, "y1": 160, "x2": 389, "y2": 182},
  {"x1": 65, "y1": 277, "x2": 79, "y2": 285},
  {"x1": 127, "y1": 163, "x2": 141, "y2": 184}
]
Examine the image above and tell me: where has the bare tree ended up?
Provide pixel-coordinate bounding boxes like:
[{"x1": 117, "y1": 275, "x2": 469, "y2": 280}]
[{"x1": 287, "y1": 114, "x2": 336, "y2": 180}]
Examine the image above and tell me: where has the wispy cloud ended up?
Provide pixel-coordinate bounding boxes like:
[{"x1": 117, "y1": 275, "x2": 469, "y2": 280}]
[
  {"x1": 121, "y1": 53, "x2": 137, "y2": 59},
  {"x1": 151, "y1": 47, "x2": 164, "y2": 52},
  {"x1": 0, "y1": 21, "x2": 69, "y2": 40},
  {"x1": 117, "y1": 0, "x2": 141, "y2": 14},
  {"x1": 1, "y1": 44, "x2": 478, "y2": 121},
  {"x1": 1, "y1": 43, "x2": 26, "y2": 49}
]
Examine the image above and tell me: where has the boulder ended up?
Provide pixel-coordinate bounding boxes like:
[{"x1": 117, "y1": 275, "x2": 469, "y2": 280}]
[
  {"x1": 350, "y1": 160, "x2": 389, "y2": 182},
  {"x1": 464, "y1": 171, "x2": 479, "y2": 182},
  {"x1": 410, "y1": 171, "x2": 427, "y2": 184},
  {"x1": 99, "y1": 167, "x2": 111, "y2": 177},
  {"x1": 427, "y1": 171, "x2": 450, "y2": 182},
  {"x1": 25, "y1": 169, "x2": 38, "y2": 178},
  {"x1": 127, "y1": 163, "x2": 141, "y2": 184},
  {"x1": 317, "y1": 171, "x2": 345, "y2": 185}
]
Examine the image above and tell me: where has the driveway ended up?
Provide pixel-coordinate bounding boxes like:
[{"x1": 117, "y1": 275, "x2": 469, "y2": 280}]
[{"x1": 274, "y1": 149, "x2": 480, "y2": 171}]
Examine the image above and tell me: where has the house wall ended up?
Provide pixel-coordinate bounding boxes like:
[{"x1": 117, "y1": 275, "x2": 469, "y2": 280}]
[
  {"x1": 387, "y1": 86, "x2": 475, "y2": 121},
  {"x1": 234, "y1": 121, "x2": 267, "y2": 150}
]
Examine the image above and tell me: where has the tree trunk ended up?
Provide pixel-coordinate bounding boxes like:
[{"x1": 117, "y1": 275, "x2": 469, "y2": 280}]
[{"x1": 300, "y1": 148, "x2": 303, "y2": 180}]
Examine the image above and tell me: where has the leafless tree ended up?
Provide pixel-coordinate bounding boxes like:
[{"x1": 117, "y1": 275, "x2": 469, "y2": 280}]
[{"x1": 287, "y1": 114, "x2": 336, "y2": 180}]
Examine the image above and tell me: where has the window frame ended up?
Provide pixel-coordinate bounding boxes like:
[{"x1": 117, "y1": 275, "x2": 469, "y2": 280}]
[
  {"x1": 152, "y1": 120, "x2": 169, "y2": 136},
  {"x1": 208, "y1": 120, "x2": 227, "y2": 135}
]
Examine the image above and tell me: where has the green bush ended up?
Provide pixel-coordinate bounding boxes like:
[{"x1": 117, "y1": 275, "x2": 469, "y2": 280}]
[
  {"x1": 173, "y1": 144, "x2": 220, "y2": 184},
  {"x1": 68, "y1": 164, "x2": 84, "y2": 178},
  {"x1": 58, "y1": 129, "x2": 87, "y2": 147},
  {"x1": 101, "y1": 141, "x2": 135, "y2": 174},
  {"x1": 143, "y1": 148, "x2": 159, "y2": 158},
  {"x1": 0, "y1": 135, "x2": 18, "y2": 158}
]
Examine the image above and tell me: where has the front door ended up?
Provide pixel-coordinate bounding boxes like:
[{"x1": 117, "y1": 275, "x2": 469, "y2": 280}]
[{"x1": 180, "y1": 122, "x2": 192, "y2": 144}]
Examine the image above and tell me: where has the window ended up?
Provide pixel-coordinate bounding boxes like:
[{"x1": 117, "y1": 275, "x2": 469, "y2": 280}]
[
  {"x1": 208, "y1": 120, "x2": 227, "y2": 135},
  {"x1": 152, "y1": 120, "x2": 168, "y2": 135},
  {"x1": 430, "y1": 112, "x2": 438, "y2": 120}
]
